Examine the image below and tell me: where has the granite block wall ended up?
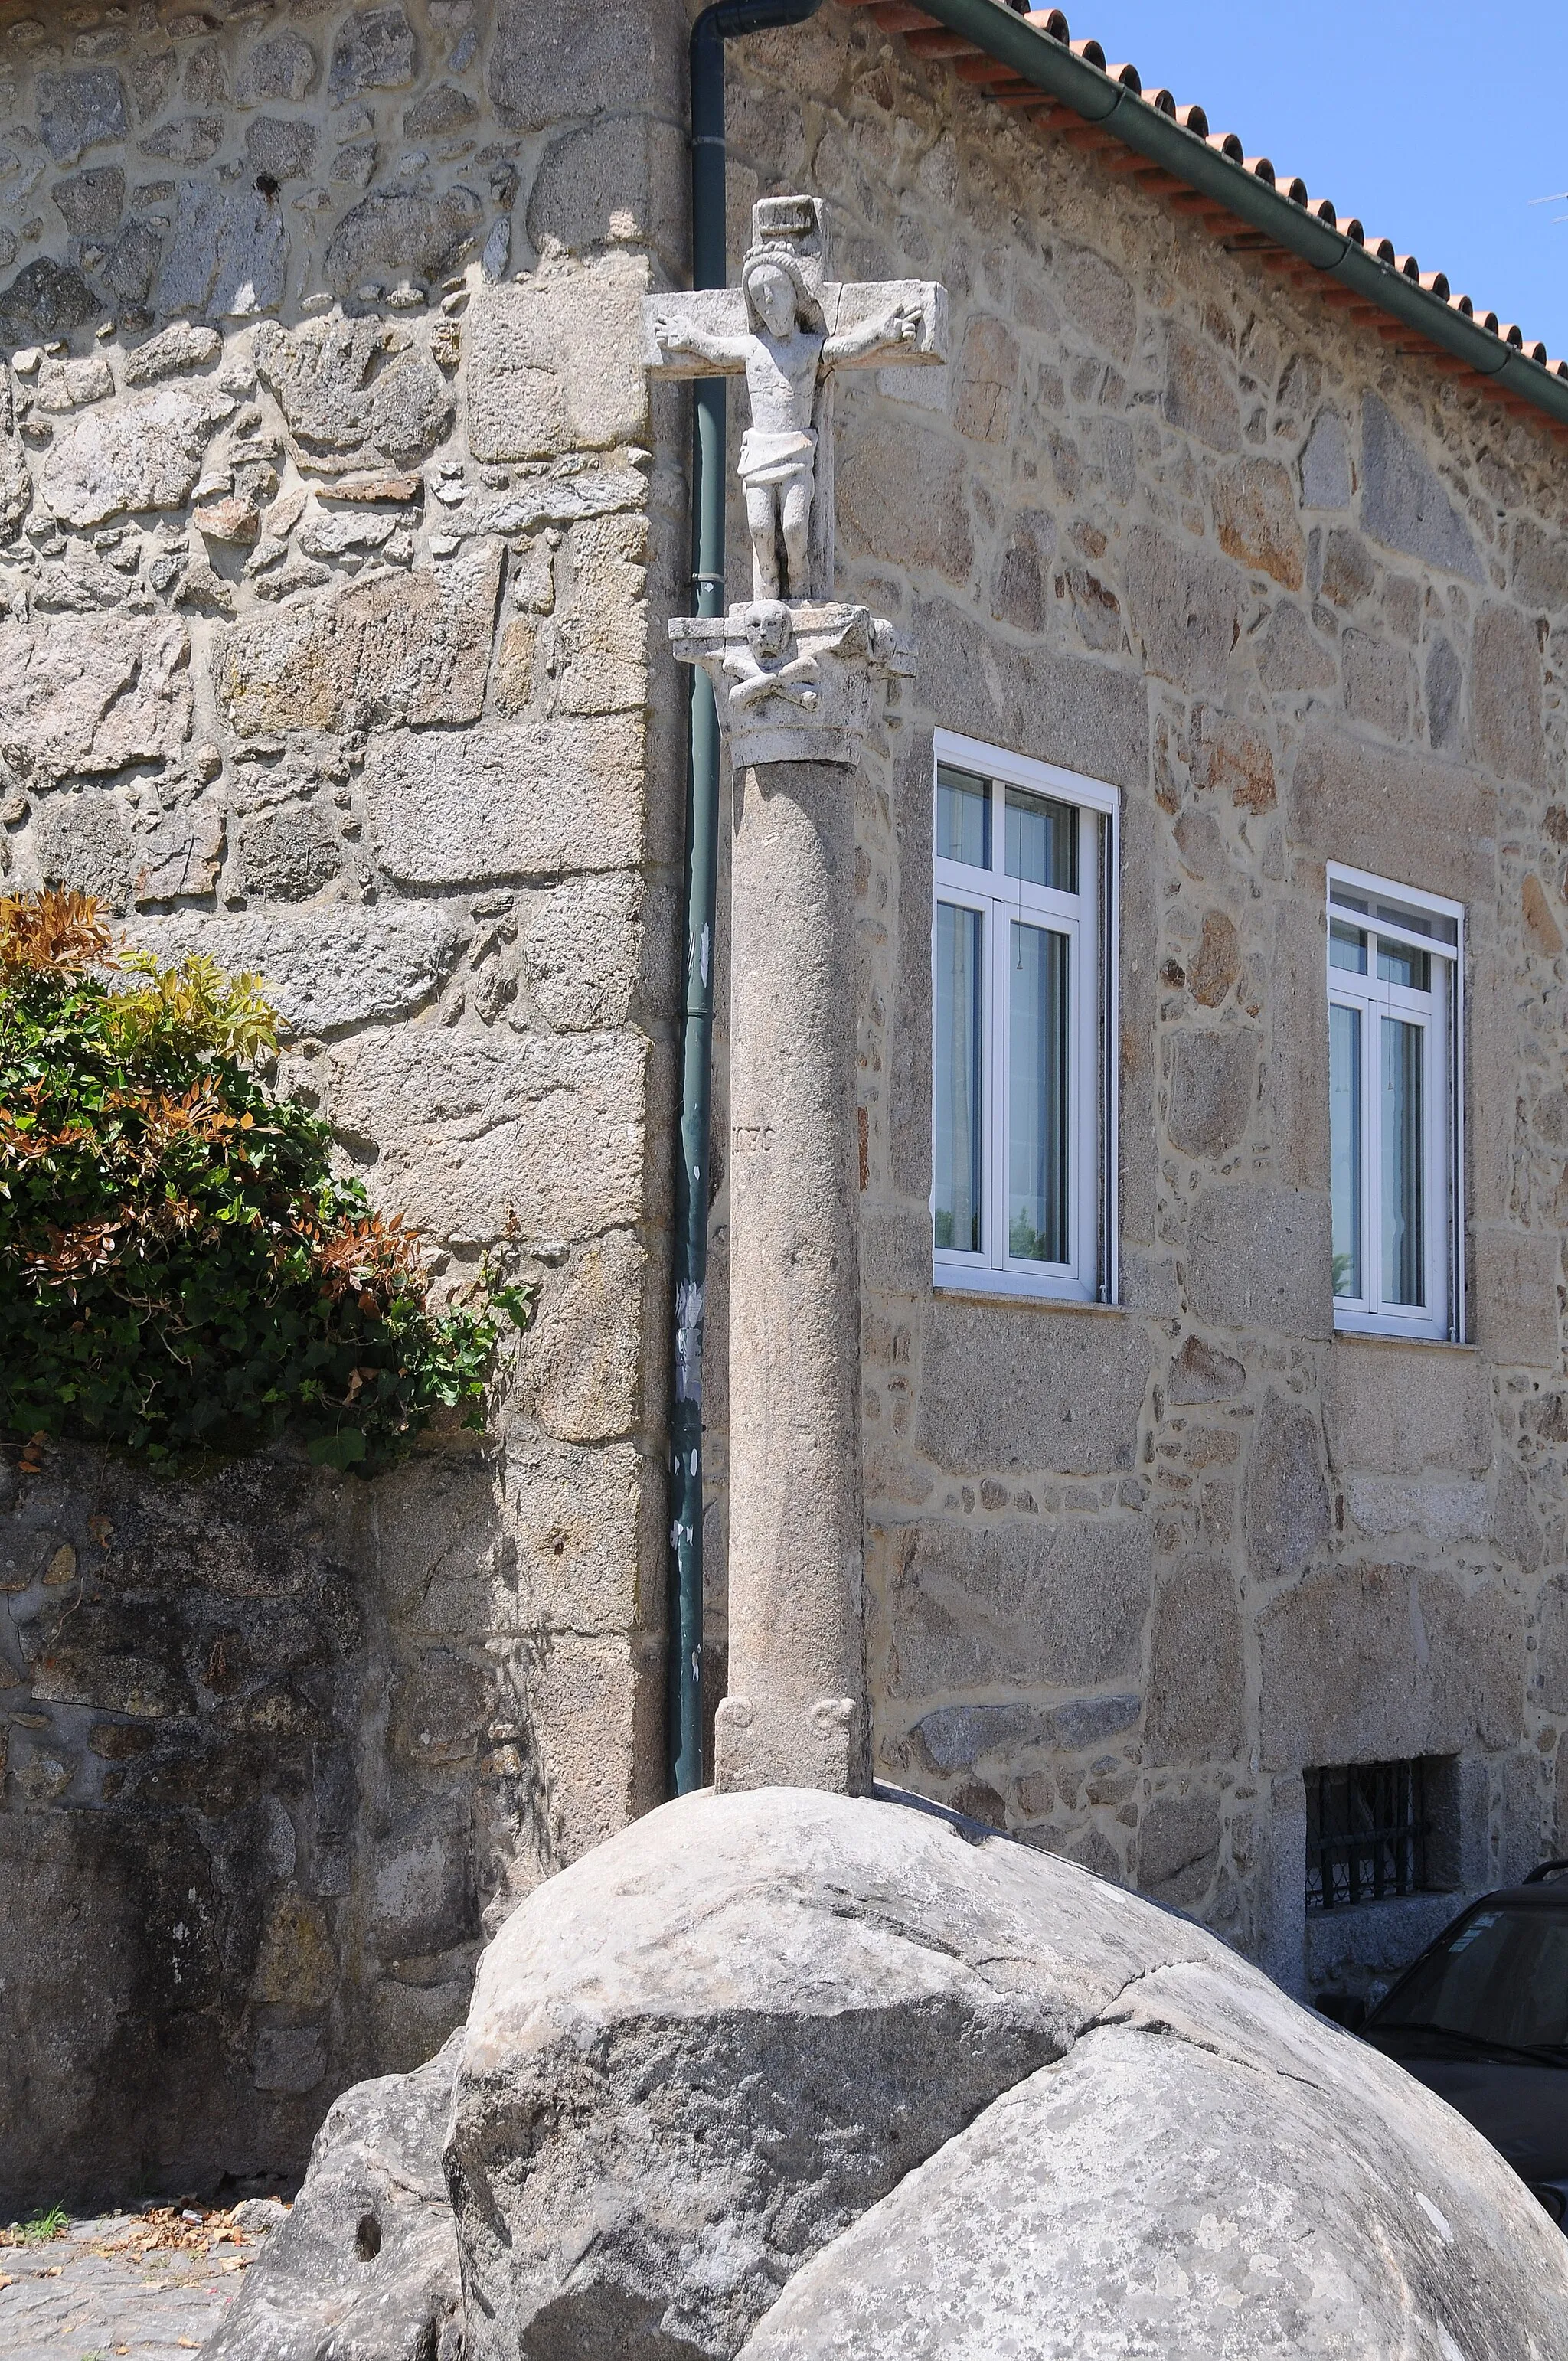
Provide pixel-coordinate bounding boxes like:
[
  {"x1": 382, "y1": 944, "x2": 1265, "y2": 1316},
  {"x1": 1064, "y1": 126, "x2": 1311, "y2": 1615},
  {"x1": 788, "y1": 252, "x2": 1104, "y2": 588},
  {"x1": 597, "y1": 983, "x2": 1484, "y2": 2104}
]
[
  {"x1": 705, "y1": 2, "x2": 1568, "y2": 1998},
  {"x1": 0, "y1": 0, "x2": 693, "y2": 2209}
]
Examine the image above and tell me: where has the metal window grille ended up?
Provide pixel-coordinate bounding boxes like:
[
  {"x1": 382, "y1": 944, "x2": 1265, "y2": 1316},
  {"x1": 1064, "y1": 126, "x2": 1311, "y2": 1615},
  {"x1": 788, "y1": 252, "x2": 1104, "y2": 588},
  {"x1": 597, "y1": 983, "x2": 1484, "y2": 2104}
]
[{"x1": 1306, "y1": 1760, "x2": 1428, "y2": 1912}]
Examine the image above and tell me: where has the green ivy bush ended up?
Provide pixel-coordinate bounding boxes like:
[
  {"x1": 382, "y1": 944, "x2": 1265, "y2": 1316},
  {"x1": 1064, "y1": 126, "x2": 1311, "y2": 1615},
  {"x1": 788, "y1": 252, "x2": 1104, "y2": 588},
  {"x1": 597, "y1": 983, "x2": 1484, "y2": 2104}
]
[{"x1": 0, "y1": 890, "x2": 530, "y2": 1474}]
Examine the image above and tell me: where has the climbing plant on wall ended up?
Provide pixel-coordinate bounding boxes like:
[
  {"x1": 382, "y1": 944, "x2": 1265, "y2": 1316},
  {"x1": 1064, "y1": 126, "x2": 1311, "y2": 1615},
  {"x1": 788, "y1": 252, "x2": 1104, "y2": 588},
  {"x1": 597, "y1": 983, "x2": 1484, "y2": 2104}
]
[{"x1": 0, "y1": 889, "x2": 529, "y2": 1474}]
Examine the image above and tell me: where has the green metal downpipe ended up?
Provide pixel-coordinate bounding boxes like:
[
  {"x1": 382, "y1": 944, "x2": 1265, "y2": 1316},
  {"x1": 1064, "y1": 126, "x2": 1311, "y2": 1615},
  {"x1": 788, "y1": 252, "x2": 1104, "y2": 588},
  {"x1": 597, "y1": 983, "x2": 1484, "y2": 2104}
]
[{"x1": 667, "y1": 0, "x2": 826, "y2": 1798}]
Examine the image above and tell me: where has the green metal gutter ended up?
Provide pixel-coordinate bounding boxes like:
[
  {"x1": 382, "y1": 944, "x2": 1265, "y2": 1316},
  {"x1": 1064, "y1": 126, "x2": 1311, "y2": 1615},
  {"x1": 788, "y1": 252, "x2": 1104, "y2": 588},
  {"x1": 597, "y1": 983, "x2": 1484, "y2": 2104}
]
[{"x1": 899, "y1": 0, "x2": 1568, "y2": 433}]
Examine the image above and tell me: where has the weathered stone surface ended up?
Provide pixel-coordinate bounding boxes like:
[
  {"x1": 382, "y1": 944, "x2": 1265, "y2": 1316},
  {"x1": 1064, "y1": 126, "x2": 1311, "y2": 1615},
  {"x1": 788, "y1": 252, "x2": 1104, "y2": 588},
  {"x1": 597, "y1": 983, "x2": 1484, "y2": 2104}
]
[
  {"x1": 141, "y1": 115, "x2": 225, "y2": 165},
  {"x1": 1056, "y1": 243, "x2": 1135, "y2": 361},
  {"x1": 515, "y1": 1229, "x2": 645, "y2": 1445},
  {"x1": 918, "y1": 1302, "x2": 1149, "y2": 1476},
  {"x1": 215, "y1": 541, "x2": 501, "y2": 736},
  {"x1": 0, "y1": 614, "x2": 191, "y2": 785},
  {"x1": 1539, "y1": 1579, "x2": 1568, "y2": 1716},
  {"x1": 1124, "y1": 523, "x2": 1242, "y2": 695},
  {"x1": 486, "y1": 0, "x2": 678, "y2": 135},
  {"x1": 1162, "y1": 321, "x2": 1239, "y2": 451},
  {"x1": 1325, "y1": 1338, "x2": 1491, "y2": 1475},
  {"x1": 1255, "y1": 599, "x2": 1335, "y2": 691},
  {"x1": 133, "y1": 795, "x2": 226, "y2": 903},
  {"x1": 1289, "y1": 730, "x2": 1496, "y2": 906},
  {"x1": 132, "y1": 905, "x2": 462, "y2": 1034},
  {"x1": 0, "y1": 256, "x2": 96, "y2": 343},
  {"x1": 34, "y1": 789, "x2": 137, "y2": 911},
  {"x1": 236, "y1": 28, "x2": 318, "y2": 106},
  {"x1": 910, "y1": 1693, "x2": 1139, "y2": 1773},
  {"x1": 35, "y1": 355, "x2": 114, "y2": 413},
  {"x1": 403, "y1": 82, "x2": 478, "y2": 136},
  {"x1": 328, "y1": 4, "x2": 416, "y2": 103},
  {"x1": 155, "y1": 181, "x2": 288, "y2": 320},
  {"x1": 912, "y1": 596, "x2": 1147, "y2": 792},
  {"x1": 37, "y1": 68, "x2": 128, "y2": 165},
  {"x1": 1213, "y1": 458, "x2": 1304, "y2": 589},
  {"x1": 526, "y1": 114, "x2": 681, "y2": 257},
  {"x1": 234, "y1": 800, "x2": 341, "y2": 900},
  {"x1": 467, "y1": 253, "x2": 649, "y2": 462},
  {"x1": 51, "y1": 164, "x2": 124, "y2": 238},
  {"x1": 1148, "y1": 1553, "x2": 1243, "y2": 1764},
  {"x1": 254, "y1": 318, "x2": 452, "y2": 469},
  {"x1": 1472, "y1": 601, "x2": 1546, "y2": 784},
  {"x1": 1258, "y1": 1564, "x2": 1524, "y2": 1766},
  {"x1": 448, "y1": 1787, "x2": 1213, "y2": 2361},
  {"x1": 324, "y1": 187, "x2": 482, "y2": 300},
  {"x1": 246, "y1": 116, "x2": 318, "y2": 182},
  {"x1": 1513, "y1": 517, "x2": 1568, "y2": 611},
  {"x1": 41, "y1": 383, "x2": 232, "y2": 528},
  {"x1": 1344, "y1": 1476, "x2": 1491, "y2": 1543},
  {"x1": 121, "y1": 328, "x2": 218, "y2": 407},
  {"x1": 885, "y1": 1515, "x2": 1152, "y2": 1695},
  {"x1": 1245, "y1": 1389, "x2": 1330, "y2": 1585},
  {"x1": 738, "y1": 1955, "x2": 1568, "y2": 2360},
  {"x1": 1361, "y1": 390, "x2": 1481, "y2": 580},
  {"x1": 1167, "y1": 1026, "x2": 1255, "y2": 1158},
  {"x1": 363, "y1": 714, "x2": 646, "y2": 883},
  {"x1": 323, "y1": 1023, "x2": 648, "y2": 1242},
  {"x1": 838, "y1": 413, "x2": 972, "y2": 583},
  {"x1": 1168, "y1": 1333, "x2": 1245, "y2": 1402},
  {"x1": 1187, "y1": 1185, "x2": 1333, "y2": 1337},
  {"x1": 1138, "y1": 1791, "x2": 1222, "y2": 1906},
  {"x1": 208, "y1": 2033, "x2": 461, "y2": 2361},
  {"x1": 952, "y1": 314, "x2": 1019, "y2": 444},
  {"x1": 521, "y1": 868, "x2": 645, "y2": 1030},
  {"x1": 1342, "y1": 627, "x2": 1415, "y2": 736},
  {"x1": 1298, "y1": 407, "x2": 1351, "y2": 508},
  {"x1": 1426, "y1": 632, "x2": 1463, "y2": 749},
  {"x1": 1471, "y1": 1226, "x2": 1560, "y2": 1369}
]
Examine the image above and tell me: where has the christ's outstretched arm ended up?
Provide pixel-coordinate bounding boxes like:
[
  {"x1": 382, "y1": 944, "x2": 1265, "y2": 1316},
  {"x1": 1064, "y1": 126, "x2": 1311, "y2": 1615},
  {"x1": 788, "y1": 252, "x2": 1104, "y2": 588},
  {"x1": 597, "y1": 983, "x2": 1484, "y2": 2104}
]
[
  {"x1": 822, "y1": 299, "x2": 923, "y2": 368},
  {"x1": 652, "y1": 312, "x2": 753, "y2": 368}
]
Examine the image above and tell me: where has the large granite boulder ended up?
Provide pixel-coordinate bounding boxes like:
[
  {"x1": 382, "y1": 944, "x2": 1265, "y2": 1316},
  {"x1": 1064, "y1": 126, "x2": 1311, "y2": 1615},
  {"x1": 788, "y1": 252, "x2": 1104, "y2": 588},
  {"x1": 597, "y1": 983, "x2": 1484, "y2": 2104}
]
[
  {"x1": 227, "y1": 1786, "x2": 1568, "y2": 2359},
  {"x1": 446, "y1": 1786, "x2": 1568, "y2": 2359},
  {"x1": 208, "y1": 2031, "x2": 462, "y2": 2361}
]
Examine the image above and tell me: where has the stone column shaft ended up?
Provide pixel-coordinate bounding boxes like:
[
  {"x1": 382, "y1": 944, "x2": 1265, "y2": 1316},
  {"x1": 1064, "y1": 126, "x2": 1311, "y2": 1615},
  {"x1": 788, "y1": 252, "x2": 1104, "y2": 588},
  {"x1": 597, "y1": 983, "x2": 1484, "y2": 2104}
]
[{"x1": 714, "y1": 756, "x2": 867, "y2": 1794}]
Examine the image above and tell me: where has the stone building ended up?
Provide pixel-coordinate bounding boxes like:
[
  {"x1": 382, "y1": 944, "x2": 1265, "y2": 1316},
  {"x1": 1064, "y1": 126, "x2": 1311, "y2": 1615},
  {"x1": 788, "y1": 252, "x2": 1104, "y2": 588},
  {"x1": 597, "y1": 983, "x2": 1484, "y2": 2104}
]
[{"x1": 2, "y1": 0, "x2": 1567, "y2": 2205}]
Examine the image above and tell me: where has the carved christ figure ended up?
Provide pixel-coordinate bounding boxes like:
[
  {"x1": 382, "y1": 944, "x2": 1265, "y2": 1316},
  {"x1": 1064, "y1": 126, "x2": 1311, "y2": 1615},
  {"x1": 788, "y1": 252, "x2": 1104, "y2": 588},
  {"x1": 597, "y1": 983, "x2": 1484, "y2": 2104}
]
[{"x1": 655, "y1": 253, "x2": 923, "y2": 601}]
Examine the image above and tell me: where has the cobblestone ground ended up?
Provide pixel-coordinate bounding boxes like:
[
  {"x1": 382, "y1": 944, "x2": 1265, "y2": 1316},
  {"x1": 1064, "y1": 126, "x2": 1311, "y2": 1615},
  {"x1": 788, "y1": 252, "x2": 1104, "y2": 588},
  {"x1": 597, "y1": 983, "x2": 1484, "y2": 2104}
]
[{"x1": 0, "y1": 2206, "x2": 286, "y2": 2359}]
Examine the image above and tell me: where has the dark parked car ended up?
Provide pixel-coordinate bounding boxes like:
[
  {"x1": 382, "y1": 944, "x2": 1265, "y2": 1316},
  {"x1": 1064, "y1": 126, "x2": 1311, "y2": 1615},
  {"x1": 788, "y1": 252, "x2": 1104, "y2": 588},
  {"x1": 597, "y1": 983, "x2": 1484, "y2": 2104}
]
[{"x1": 1358, "y1": 1863, "x2": 1568, "y2": 2227}]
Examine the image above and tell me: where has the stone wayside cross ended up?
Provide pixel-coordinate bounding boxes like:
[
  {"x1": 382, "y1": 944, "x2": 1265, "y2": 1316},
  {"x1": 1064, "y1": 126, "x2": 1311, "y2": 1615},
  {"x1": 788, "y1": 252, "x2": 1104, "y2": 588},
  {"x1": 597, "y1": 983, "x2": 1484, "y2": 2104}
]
[{"x1": 648, "y1": 198, "x2": 947, "y2": 1795}]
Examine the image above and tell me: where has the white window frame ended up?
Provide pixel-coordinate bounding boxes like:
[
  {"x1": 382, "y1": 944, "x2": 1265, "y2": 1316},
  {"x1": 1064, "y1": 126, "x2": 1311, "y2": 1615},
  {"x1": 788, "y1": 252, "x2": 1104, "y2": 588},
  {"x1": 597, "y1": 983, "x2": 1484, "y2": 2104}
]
[
  {"x1": 1326, "y1": 861, "x2": 1465, "y2": 1344},
  {"x1": 931, "y1": 727, "x2": 1119, "y2": 1305}
]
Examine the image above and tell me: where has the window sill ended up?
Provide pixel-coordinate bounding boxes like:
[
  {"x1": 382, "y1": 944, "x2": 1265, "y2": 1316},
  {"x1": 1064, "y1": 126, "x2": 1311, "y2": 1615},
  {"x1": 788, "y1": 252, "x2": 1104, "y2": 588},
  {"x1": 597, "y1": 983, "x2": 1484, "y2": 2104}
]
[
  {"x1": 1331, "y1": 1324, "x2": 1475, "y2": 1354},
  {"x1": 933, "y1": 1275, "x2": 1122, "y2": 1315}
]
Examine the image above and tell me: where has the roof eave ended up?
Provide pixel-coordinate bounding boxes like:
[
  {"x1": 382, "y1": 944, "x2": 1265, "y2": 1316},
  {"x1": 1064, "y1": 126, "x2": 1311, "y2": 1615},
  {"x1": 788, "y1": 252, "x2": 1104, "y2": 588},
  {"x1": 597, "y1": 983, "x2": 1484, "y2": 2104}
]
[{"x1": 842, "y1": 0, "x2": 1568, "y2": 438}]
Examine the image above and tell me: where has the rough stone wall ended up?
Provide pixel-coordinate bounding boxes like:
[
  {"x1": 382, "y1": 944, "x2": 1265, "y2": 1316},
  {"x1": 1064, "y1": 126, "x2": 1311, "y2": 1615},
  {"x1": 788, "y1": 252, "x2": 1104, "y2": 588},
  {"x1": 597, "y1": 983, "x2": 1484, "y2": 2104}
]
[
  {"x1": 711, "y1": 6, "x2": 1568, "y2": 1997},
  {"x1": 0, "y1": 0, "x2": 692, "y2": 2209}
]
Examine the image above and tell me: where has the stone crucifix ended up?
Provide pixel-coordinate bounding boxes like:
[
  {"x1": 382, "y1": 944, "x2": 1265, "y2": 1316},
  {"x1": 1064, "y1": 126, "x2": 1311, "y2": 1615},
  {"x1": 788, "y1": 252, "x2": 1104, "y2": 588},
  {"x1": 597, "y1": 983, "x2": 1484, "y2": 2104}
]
[
  {"x1": 646, "y1": 194, "x2": 946, "y2": 602},
  {"x1": 649, "y1": 200, "x2": 947, "y2": 1796}
]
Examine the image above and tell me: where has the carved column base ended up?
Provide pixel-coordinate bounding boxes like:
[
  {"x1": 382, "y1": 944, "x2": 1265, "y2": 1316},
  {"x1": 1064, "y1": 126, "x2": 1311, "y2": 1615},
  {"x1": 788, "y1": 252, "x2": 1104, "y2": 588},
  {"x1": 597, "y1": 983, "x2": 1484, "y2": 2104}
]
[{"x1": 714, "y1": 1693, "x2": 867, "y2": 1796}]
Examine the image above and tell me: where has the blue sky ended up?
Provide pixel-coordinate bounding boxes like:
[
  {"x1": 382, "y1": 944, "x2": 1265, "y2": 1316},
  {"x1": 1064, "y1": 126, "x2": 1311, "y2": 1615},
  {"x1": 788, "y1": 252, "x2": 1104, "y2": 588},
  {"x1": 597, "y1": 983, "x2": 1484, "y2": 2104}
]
[{"x1": 1078, "y1": 2, "x2": 1568, "y2": 356}]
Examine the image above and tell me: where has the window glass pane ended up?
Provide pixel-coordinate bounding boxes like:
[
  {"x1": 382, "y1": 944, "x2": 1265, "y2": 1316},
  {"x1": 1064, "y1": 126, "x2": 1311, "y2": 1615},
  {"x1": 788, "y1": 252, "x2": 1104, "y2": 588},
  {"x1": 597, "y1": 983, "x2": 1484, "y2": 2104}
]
[
  {"x1": 1004, "y1": 787, "x2": 1077, "y2": 891},
  {"x1": 1330, "y1": 1003, "x2": 1361, "y2": 1298},
  {"x1": 1007, "y1": 920, "x2": 1070, "y2": 1263},
  {"x1": 1381, "y1": 1015, "x2": 1425, "y2": 1305},
  {"x1": 1377, "y1": 937, "x2": 1430, "y2": 991},
  {"x1": 936, "y1": 766, "x2": 991, "y2": 870},
  {"x1": 1329, "y1": 922, "x2": 1367, "y2": 975},
  {"x1": 933, "y1": 902, "x2": 984, "y2": 1252}
]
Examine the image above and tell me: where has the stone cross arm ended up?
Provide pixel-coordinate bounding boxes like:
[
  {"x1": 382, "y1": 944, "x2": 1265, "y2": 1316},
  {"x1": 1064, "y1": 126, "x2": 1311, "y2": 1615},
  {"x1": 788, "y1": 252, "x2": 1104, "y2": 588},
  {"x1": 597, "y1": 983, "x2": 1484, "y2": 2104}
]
[{"x1": 644, "y1": 278, "x2": 948, "y2": 378}]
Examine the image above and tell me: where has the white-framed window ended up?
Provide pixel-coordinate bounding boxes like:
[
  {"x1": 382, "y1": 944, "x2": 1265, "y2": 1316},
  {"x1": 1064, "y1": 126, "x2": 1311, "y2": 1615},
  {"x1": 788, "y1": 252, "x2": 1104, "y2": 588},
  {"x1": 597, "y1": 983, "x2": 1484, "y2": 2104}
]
[
  {"x1": 931, "y1": 728, "x2": 1118, "y2": 1304},
  {"x1": 1327, "y1": 864, "x2": 1465, "y2": 1342}
]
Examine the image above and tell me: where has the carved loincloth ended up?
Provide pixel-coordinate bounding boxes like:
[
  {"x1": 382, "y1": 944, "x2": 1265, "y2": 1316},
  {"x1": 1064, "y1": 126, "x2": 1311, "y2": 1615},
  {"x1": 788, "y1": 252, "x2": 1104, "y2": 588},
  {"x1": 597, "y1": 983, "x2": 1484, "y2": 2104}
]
[{"x1": 737, "y1": 426, "x2": 817, "y2": 490}]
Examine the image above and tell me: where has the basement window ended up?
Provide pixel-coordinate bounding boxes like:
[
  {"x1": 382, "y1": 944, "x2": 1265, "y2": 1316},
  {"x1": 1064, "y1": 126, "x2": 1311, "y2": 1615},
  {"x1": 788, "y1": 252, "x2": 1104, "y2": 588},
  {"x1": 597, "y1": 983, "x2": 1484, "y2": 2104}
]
[
  {"x1": 931, "y1": 729, "x2": 1118, "y2": 1304},
  {"x1": 1307, "y1": 1759, "x2": 1436, "y2": 1912},
  {"x1": 1328, "y1": 864, "x2": 1464, "y2": 1342}
]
